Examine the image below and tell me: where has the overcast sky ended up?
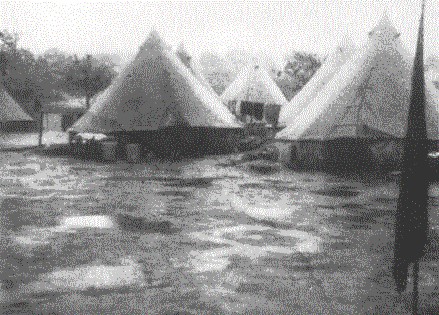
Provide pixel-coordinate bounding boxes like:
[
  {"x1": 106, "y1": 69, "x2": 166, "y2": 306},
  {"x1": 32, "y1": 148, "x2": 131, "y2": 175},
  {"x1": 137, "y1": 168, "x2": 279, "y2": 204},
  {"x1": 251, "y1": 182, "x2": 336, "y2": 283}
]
[{"x1": 1, "y1": 0, "x2": 437, "y2": 64}]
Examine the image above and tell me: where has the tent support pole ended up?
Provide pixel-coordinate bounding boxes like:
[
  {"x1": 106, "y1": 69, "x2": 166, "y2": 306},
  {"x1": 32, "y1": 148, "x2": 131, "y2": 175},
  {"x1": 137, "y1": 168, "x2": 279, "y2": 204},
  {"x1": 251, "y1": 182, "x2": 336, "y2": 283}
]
[{"x1": 412, "y1": 260, "x2": 420, "y2": 315}]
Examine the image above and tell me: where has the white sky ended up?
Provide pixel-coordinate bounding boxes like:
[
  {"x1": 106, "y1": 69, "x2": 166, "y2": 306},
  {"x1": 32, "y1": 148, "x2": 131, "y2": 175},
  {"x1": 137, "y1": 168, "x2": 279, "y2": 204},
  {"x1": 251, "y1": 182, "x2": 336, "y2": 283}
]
[{"x1": 1, "y1": 0, "x2": 437, "y2": 65}]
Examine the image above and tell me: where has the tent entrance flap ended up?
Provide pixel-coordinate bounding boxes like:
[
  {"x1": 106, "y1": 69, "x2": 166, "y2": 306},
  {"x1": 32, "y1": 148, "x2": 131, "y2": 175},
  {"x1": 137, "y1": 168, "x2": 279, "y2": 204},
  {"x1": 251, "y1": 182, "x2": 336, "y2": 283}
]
[{"x1": 240, "y1": 101, "x2": 264, "y2": 121}]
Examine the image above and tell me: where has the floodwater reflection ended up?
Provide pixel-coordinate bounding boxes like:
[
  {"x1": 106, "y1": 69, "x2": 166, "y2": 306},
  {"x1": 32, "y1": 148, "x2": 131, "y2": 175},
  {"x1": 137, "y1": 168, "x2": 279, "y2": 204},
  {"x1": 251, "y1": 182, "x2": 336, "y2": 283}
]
[
  {"x1": 29, "y1": 257, "x2": 144, "y2": 292},
  {"x1": 14, "y1": 215, "x2": 115, "y2": 246},
  {"x1": 1, "y1": 152, "x2": 439, "y2": 314}
]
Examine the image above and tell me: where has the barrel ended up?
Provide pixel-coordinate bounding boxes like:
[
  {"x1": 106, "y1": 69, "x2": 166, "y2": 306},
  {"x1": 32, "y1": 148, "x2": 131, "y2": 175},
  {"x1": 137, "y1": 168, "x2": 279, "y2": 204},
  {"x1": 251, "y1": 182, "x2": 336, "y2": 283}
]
[
  {"x1": 126, "y1": 143, "x2": 141, "y2": 163},
  {"x1": 101, "y1": 142, "x2": 118, "y2": 162}
]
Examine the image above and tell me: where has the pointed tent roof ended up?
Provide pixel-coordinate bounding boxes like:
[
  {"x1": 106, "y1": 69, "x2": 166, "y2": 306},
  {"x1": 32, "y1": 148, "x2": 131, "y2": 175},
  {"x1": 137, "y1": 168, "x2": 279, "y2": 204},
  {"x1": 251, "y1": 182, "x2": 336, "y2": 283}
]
[
  {"x1": 221, "y1": 65, "x2": 289, "y2": 106},
  {"x1": 368, "y1": 12, "x2": 401, "y2": 45},
  {"x1": 278, "y1": 35, "x2": 357, "y2": 126},
  {"x1": 71, "y1": 31, "x2": 241, "y2": 133},
  {"x1": 276, "y1": 14, "x2": 439, "y2": 140},
  {"x1": 0, "y1": 84, "x2": 33, "y2": 122}
]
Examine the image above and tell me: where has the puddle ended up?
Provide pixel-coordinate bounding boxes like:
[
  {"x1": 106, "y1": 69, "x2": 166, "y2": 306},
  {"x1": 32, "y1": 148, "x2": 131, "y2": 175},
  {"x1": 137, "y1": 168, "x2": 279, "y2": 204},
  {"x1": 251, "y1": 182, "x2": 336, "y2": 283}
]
[
  {"x1": 276, "y1": 229, "x2": 322, "y2": 253},
  {"x1": 180, "y1": 225, "x2": 321, "y2": 273},
  {"x1": 229, "y1": 194, "x2": 298, "y2": 221},
  {"x1": 60, "y1": 215, "x2": 114, "y2": 229},
  {"x1": 313, "y1": 186, "x2": 360, "y2": 198},
  {"x1": 28, "y1": 257, "x2": 143, "y2": 293},
  {"x1": 116, "y1": 214, "x2": 173, "y2": 233},
  {"x1": 14, "y1": 215, "x2": 115, "y2": 246},
  {"x1": 157, "y1": 191, "x2": 192, "y2": 197},
  {"x1": 182, "y1": 244, "x2": 293, "y2": 273},
  {"x1": 163, "y1": 177, "x2": 215, "y2": 188}
]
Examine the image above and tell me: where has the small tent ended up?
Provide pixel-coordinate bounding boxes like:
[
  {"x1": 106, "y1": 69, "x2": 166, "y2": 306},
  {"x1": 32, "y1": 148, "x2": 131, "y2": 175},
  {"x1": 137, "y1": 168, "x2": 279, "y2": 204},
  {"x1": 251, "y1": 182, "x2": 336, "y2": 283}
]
[
  {"x1": 70, "y1": 30, "x2": 242, "y2": 156},
  {"x1": 278, "y1": 35, "x2": 357, "y2": 127},
  {"x1": 275, "y1": 13, "x2": 436, "y2": 169},
  {"x1": 221, "y1": 65, "x2": 289, "y2": 125},
  {"x1": 0, "y1": 83, "x2": 34, "y2": 132}
]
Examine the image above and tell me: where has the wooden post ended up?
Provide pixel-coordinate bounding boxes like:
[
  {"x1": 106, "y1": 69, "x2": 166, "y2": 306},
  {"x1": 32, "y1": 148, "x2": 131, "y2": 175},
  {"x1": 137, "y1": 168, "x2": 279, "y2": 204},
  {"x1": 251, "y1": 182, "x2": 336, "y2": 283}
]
[
  {"x1": 85, "y1": 54, "x2": 92, "y2": 110},
  {"x1": 39, "y1": 110, "x2": 43, "y2": 146},
  {"x1": 34, "y1": 98, "x2": 43, "y2": 146},
  {"x1": 412, "y1": 260, "x2": 420, "y2": 315}
]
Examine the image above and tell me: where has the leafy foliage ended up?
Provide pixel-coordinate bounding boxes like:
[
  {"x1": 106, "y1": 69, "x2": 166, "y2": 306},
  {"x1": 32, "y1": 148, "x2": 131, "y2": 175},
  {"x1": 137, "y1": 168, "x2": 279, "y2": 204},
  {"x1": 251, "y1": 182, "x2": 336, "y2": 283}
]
[
  {"x1": 275, "y1": 52, "x2": 322, "y2": 101},
  {"x1": 0, "y1": 29, "x2": 117, "y2": 115}
]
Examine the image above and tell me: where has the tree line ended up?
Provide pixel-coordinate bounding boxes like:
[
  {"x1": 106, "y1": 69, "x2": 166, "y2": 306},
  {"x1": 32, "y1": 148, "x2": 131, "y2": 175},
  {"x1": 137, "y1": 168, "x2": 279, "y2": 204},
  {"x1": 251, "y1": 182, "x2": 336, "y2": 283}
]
[
  {"x1": 1, "y1": 29, "x2": 322, "y2": 119},
  {"x1": 0, "y1": 30, "x2": 118, "y2": 117}
]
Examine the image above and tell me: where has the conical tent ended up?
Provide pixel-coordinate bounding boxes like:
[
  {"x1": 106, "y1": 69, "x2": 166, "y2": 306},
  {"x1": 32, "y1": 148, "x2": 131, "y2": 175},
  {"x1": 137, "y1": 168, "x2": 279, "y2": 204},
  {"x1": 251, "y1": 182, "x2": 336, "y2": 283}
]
[
  {"x1": 0, "y1": 84, "x2": 33, "y2": 122},
  {"x1": 221, "y1": 65, "x2": 289, "y2": 107},
  {"x1": 278, "y1": 35, "x2": 357, "y2": 126},
  {"x1": 276, "y1": 14, "x2": 439, "y2": 140},
  {"x1": 71, "y1": 30, "x2": 240, "y2": 133}
]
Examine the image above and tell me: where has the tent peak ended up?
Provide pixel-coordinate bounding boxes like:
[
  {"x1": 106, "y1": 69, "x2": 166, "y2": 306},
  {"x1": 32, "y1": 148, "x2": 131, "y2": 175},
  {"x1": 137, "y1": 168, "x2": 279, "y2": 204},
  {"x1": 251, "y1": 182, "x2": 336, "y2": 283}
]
[
  {"x1": 141, "y1": 29, "x2": 170, "y2": 52},
  {"x1": 368, "y1": 12, "x2": 400, "y2": 43},
  {"x1": 176, "y1": 42, "x2": 188, "y2": 53},
  {"x1": 338, "y1": 33, "x2": 356, "y2": 52}
]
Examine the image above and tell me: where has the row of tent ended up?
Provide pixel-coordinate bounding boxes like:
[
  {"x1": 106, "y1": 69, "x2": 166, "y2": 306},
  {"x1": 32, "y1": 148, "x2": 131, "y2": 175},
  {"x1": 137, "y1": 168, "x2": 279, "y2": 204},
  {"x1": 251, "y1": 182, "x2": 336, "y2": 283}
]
[
  {"x1": 69, "y1": 30, "x2": 290, "y2": 134},
  {"x1": 70, "y1": 12, "x2": 439, "y2": 142},
  {"x1": 276, "y1": 13, "x2": 439, "y2": 141},
  {"x1": 0, "y1": 27, "x2": 290, "y2": 135},
  {"x1": 1, "y1": 12, "x2": 438, "y2": 146}
]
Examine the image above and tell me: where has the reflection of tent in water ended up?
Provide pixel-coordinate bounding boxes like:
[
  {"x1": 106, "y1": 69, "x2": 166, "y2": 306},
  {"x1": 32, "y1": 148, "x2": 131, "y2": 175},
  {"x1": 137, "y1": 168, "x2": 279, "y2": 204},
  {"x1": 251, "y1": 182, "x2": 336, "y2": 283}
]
[
  {"x1": 70, "y1": 30, "x2": 243, "y2": 157},
  {"x1": 221, "y1": 65, "x2": 289, "y2": 125},
  {"x1": 279, "y1": 35, "x2": 357, "y2": 127},
  {"x1": 0, "y1": 83, "x2": 34, "y2": 132},
  {"x1": 275, "y1": 13, "x2": 439, "y2": 170}
]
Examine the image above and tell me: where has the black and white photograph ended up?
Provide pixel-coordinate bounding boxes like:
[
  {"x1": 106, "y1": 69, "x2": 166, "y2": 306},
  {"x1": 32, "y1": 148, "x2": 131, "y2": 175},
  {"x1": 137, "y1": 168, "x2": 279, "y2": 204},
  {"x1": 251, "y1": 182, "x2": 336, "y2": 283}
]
[{"x1": 0, "y1": 0, "x2": 438, "y2": 314}]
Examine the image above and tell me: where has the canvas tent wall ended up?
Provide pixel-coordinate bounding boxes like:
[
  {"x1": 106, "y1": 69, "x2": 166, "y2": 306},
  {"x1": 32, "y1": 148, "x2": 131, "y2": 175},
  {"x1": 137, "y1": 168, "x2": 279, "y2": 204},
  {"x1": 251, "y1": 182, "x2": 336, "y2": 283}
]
[
  {"x1": 70, "y1": 30, "x2": 243, "y2": 157},
  {"x1": 275, "y1": 14, "x2": 435, "y2": 170},
  {"x1": 0, "y1": 83, "x2": 34, "y2": 132},
  {"x1": 278, "y1": 35, "x2": 357, "y2": 127},
  {"x1": 221, "y1": 65, "x2": 289, "y2": 125}
]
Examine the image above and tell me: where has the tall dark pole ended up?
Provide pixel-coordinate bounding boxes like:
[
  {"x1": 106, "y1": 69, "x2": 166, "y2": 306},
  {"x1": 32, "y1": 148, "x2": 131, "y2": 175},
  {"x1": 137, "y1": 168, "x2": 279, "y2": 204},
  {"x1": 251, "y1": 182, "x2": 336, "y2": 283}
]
[
  {"x1": 392, "y1": 1, "x2": 428, "y2": 314},
  {"x1": 85, "y1": 54, "x2": 92, "y2": 110},
  {"x1": 35, "y1": 98, "x2": 43, "y2": 146}
]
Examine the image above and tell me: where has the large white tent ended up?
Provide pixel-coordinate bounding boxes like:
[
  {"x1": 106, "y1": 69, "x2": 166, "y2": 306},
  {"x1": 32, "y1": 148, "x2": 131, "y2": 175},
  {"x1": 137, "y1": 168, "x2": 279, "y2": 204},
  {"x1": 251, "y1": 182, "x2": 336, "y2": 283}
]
[
  {"x1": 0, "y1": 83, "x2": 33, "y2": 123},
  {"x1": 276, "y1": 13, "x2": 438, "y2": 141},
  {"x1": 71, "y1": 30, "x2": 241, "y2": 134},
  {"x1": 278, "y1": 35, "x2": 357, "y2": 127}
]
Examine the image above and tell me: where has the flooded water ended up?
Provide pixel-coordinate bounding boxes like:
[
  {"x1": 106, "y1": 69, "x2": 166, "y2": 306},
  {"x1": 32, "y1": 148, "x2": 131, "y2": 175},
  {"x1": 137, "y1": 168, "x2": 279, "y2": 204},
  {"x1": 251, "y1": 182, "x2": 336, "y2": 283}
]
[{"x1": 1, "y1": 150, "x2": 439, "y2": 314}]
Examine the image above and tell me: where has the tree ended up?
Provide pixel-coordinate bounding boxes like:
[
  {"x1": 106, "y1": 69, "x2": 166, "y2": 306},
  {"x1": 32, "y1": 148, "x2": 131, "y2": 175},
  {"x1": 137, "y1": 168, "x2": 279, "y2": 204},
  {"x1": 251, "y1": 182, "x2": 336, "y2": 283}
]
[
  {"x1": 275, "y1": 52, "x2": 322, "y2": 101},
  {"x1": 60, "y1": 54, "x2": 117, "y2": 109}
]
